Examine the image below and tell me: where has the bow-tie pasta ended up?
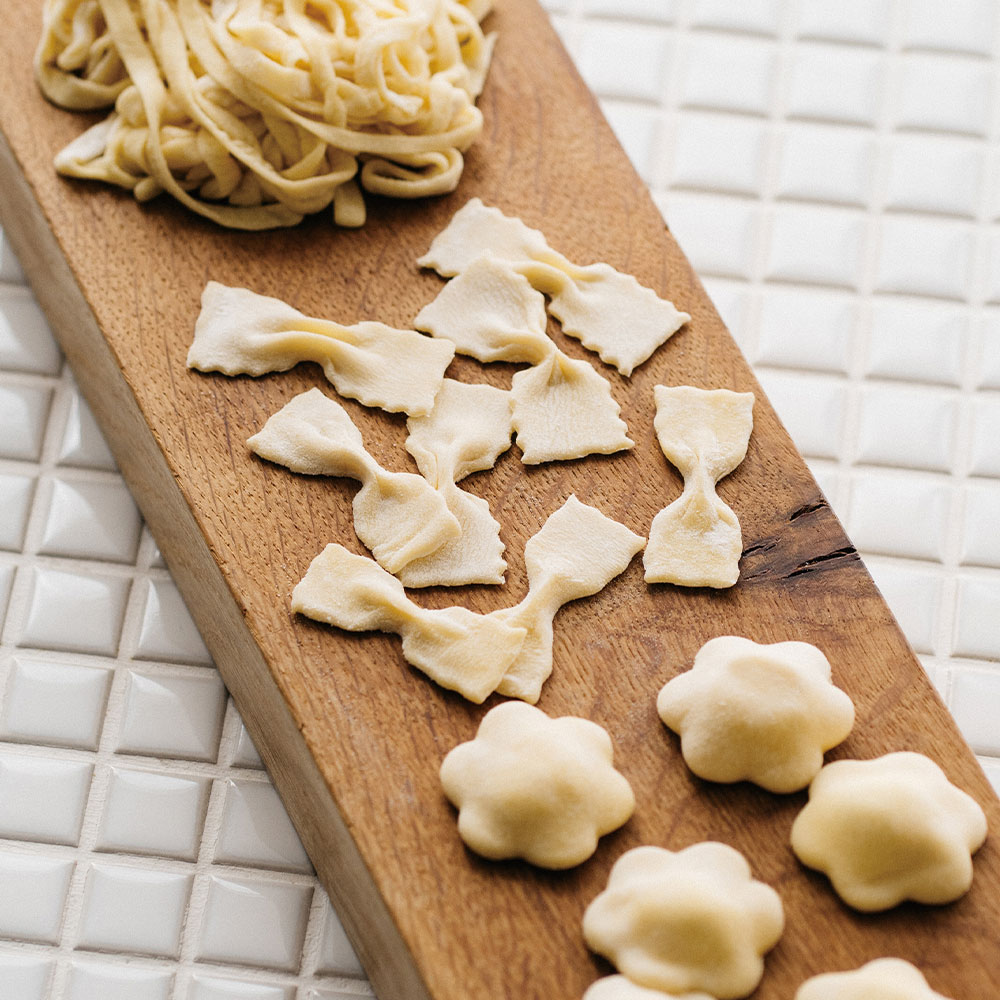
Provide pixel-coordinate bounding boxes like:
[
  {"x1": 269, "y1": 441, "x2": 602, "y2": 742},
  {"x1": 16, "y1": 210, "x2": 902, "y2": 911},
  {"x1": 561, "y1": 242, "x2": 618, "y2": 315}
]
[
  {"x1": 584, "y1": 975, "x2": 713, "y2": 1000},
  {"x1": 657, "y1": 636, "x2": 855, "y2": 793},
  {"x1": 582, "y1": 843, "x2": 784, "y2": 1000},
  {"x1": 795, "y1": 959, "x2": 956, "y2": 1000},
  {"x1": 791, "y1": 752, "x2": 988, "y2": 911},
  {"x1": 439, "y1": 702, "x2": 634, "y2": 869}
]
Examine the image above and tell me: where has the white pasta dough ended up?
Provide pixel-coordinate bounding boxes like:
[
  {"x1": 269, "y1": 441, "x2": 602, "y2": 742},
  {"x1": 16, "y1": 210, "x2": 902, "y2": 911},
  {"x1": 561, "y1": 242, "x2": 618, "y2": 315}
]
[{"x1": 35, "y1": 0, "x2": 495, "y2": 228}]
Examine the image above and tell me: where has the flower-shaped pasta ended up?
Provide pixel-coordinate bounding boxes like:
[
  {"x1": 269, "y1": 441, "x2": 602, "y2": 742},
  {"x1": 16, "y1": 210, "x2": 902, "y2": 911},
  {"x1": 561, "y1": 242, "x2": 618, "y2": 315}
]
[
  {"x1": 584, "y1": 975, "x2": 712, "y2": 1000},
  {"x1": 582, "y1": 843, "x2": 784, "y2": 1000},
  {"x1": 791, "y1": 752, "x2": 988, "y2": 912},
  {"x1": 439, "y1": 702, "x2": 634, "y2": 869},
  {"x1": 657, "y1": 636, "x2": 855, "y2": 793},
  {"x1": 795, "y1": 958, "x2": 955, "y2": 1000}
]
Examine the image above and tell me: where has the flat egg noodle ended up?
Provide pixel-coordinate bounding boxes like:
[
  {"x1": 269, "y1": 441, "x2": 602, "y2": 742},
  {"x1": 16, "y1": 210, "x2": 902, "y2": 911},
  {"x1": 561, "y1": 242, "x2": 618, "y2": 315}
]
[{"x1": 35, "y1": 0, "x2": 494, "y2": 228}]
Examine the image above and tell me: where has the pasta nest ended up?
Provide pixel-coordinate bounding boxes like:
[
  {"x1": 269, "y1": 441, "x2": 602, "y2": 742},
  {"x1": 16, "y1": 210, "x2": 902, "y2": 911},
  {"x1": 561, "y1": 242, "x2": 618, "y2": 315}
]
[{"x1": 34, "y1": 0, "x2": 495, "y2": 228}]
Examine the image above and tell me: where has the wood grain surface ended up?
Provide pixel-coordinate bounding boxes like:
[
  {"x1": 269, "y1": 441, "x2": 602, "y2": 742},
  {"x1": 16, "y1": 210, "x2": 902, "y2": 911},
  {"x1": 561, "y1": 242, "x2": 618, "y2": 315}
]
[{"x1": 2, "y1": 2, "x2": 998, "y2": 998}]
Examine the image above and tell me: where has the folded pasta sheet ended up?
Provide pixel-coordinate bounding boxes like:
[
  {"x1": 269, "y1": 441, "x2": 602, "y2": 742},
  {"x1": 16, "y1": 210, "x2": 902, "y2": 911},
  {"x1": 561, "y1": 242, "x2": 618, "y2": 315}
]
[
  {"x1": 249, "y1": 388, "x2": 460, "y2": 575},
  {"x1": 188, "y1": 282, "x2": 454, "y2": 416},
  {"x1": 419, "y1": 198, "x2": 690, "y2": 375}
]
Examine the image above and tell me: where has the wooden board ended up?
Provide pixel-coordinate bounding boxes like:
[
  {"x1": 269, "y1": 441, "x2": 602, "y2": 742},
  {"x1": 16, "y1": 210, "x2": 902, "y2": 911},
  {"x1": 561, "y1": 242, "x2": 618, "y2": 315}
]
[{"x1": 2, "y1": 3, "x2": 998, "y2": 998}]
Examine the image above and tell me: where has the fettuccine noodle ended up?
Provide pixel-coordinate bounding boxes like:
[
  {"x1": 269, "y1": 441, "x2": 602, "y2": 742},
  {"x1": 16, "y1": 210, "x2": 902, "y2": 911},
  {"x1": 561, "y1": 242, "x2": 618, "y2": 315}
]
[{"x1": 35, "y1": 0, "x2": 495, "y2": 228}]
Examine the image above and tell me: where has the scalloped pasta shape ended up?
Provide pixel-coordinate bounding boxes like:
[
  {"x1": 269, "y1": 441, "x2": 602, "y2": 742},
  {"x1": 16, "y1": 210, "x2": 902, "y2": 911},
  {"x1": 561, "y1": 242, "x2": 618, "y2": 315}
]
[
  {"x1": 790, "y1": 752, "x2": 988, "y2": 911},
  {"x1": 248, "y1": 388, "x2": 460, "y2": 575},
  {"x1": 583, "y1": 842, "x2": 784, "y2": 1000},
  {"x1": 291, "y1": 543, "x2": 526, "y2": 704},
  {"x1": 188, "y1": 282, "x2": 454, "y2": 415},
  {"x1": 439, "y1": 702, "x2": 635, "y2": 869},
  {"x1": 657, "y1": 635, "x2": 855, "y2": 793},
  {"x1": 795, "y1": 959, "x2": 956, "y2": 1000},
  {"x1": 418, "y1": 198, "x2": 689, "y2": 374},
  {"x1": 644, "y1": 385, "x2": 754, "y2": 589}
]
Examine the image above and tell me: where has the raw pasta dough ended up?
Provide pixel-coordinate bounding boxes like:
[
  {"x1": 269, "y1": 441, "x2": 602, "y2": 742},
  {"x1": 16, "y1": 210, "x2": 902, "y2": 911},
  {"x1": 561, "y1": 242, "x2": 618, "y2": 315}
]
[
  {"x1": 418, "y1": 198, "x2": 690, "y2": 375},
  {"x1": 583, "y1": 842, "x2": 784, "y2": 1000},
  {"x1": 401, "y1": 378, "x2": 512, "y2": 587},
  {"x1": 188, "y1": 282, "x2": 454, "y2": 416},
  {"x1": 292, "y1": 543, "x2": 525, "y2": 703},
  {"x1": 292, "y1": 495, "x2": 643, "y2": 703},
  {"x1": 415, "y1": 256, "x2": 633, "y2": 463},
  {"x1": 795, "y1": 959, "x2": 956, "y2": 1000},
  {"x1": 657, "y1": 635, "x2": 855, "y2": 793},
  {"x1": 790, "y1": 752, "x2": 988, "y2": 912},
  {"x1": 249, "y1": 388, "x2": 460, "y2": 575},
  {"x1": 439, "y1": 701, "x2": 634, "y2": 869},
  {"x1": 35, "y1": 0, "x2": 495, "y2": 228},
  {"x1": 493, "y1": 495, "x2": 645, "y2": 703},
  {"x1": 644, "y1": 385, "x2": 754, "y2": 589}
]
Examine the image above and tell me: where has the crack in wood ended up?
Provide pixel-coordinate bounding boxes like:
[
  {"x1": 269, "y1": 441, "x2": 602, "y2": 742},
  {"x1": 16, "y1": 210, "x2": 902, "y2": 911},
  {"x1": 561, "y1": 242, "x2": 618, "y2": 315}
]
[
  {"x1": 785, "y1": 546, "x2": 858, "y2": 579},
  {"x1": 788, "y1": 498, "x2": 829, "y2": 522}
]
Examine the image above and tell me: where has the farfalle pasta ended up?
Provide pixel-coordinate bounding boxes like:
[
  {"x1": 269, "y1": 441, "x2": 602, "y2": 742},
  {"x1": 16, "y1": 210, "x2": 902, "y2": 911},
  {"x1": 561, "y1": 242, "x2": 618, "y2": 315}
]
[{"x1": 35, "y1": 0, "x2": 495, "y2": 228}]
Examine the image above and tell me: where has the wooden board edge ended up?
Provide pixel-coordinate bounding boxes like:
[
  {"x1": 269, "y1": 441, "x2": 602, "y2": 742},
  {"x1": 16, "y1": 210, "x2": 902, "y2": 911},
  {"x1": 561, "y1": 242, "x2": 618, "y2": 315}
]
[{"x1": 0, "y1": 123, "x2": 433, "y2": 1000}]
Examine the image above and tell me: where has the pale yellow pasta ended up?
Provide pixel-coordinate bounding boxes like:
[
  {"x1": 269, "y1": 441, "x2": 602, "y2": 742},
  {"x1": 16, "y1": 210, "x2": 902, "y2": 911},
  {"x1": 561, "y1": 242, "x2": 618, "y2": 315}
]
[{"x1": 35, "y1": 0, "x2": 495, "y2": 228}]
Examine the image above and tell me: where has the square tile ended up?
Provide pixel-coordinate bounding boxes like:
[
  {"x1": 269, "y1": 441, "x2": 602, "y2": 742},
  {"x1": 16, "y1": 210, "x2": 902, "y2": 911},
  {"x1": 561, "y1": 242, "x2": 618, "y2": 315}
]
[
  {"x1": 197, "y1": 874, "x2": 312, "y2": 971},
  {"x1": 581, "y1": 0, "x2": 677, "y2": 22},
  {"x1": 96, "y1": 766, "x2": 210, "y2": 861},
  {"x1": 902, "y1": 0, "x2": 995, "y2": 56},
  {"x1": 756, "y1": 287, "x2": 856, "y2": 373},
  {"x1": 661, "y1": 193, "x2": 760, "y2": 279},
  {"x1": 0, "y1": 472, "x2": 34, "y2": 551},
  {"x1": 689, "y1": 0, "x2": 782, "y2": 35},
  {"x1": 968, "y1": 395, "x2": 1000, "y2": 477},
  {"x1": 0, "y1": 228, "x2": 27, "y2": 283},
  {"x1": 952, "y1": 576, "x2": 1000, "y2": 659},
  {"x1": 134, "y1": 578, "x2": 212, "y2": 665},
  {"x1": 874, "y1": 217, "x2": 973, "y2": 300},
  {"x1": 775, "y1": 124, "x2": 875, "y2": 207},
  {"x1": 795, "y1": 0, "x2": 891, "y2": 46},
  {"x1": 700, "y1": 279, "x2": 753, "y2": 351},
  {"x1": 0, "y1": 565, "x2": 12, "y2": 632},
  {"x1": 0, "y1": 753, "x2": 93, "y2": 845},
  {"x1": 66, "y1": 959, "x2": 174, "y2": 1000},
  {"x1": 895, "y1": 55, "x2": 991, "y2": 136},
  {"x1": 884, "y1": 136, "x2": 983, "y2": 218},
  {"x1": 57, "y1": 388, "x2": 117, "y2": 471},
  {"x1": 600, "y1": 101, "x2": 660, "y2": 184},
  {"x1": 230, "y1": 717, "x2": 265, "y2": 770},
  {"x1": 679, "y1": 35, "x2": 777, "y2": 116},
  {"x1": 576, "y1": 22, "x2": 669, "y2": 102},
  {"x1": 670, "y1": 113, "x2": 768, "y2": 197},
  {"x1": 77, "y1": 862, "x2": 192, "y2": 958},
  {"x1": 855, "y1": 384, "x2": 958, "y2": 473},
  {"x1": 0, "y1": 852, "x2": 74, "y2": 944},
  {"x1": 866, "y1": 301, "x2": 967, "y2": 386},
  {"x1": 214, "y1": 779, "x2": 312, "y2": 873},
  {"x1": 117, "y1": 668, "x2": 226, "y2": 762},
  {"x1": 0, "y1": 287, "x2": 62, "y2": 376},
  {"x1": 755, "y1": 370, "x2": 846, "y2": 460},
  {"x1": 846, "y1": 471, "x2": 952, "y2": 562},
  {"x1": 786, "y1": 44, "x2": 884, "y2": 126},
  {"x1": 0, "y1": 383, "x2": 51, "y2": 462},
  {"x1": 38, "y1": 475, "x2": 142, "y2": 563},
  {"x1": 187, "y1": 974, "x2": 293, "y2": 1000},
  {"x1": 18, "y1": 566, "x2": 130, "y2": 656},
  {"x1": 979, "y1": 315, "x2": 1000, "y2": 389},
  {"x1": 765, "y1": 205, "x2": 866, "y2": 289},
  {"x1": 0, "y1": 954, "x2": 53, "y2": 999},
  {"x1": 950, "y1": 668, "x2": 1000, "y2": 756},
  {"x1": 0, "y1": 656, "x2": 111, "y2": 750},
  {"x1": 316, "y1": 895, "x2": 365, "y2": 978},
  {"x1": 960, "y1": 481, "x2": 1000, "y2": 568},
  {"x1": 865, "y1": 558, "x2": 942, "y2": 654}
]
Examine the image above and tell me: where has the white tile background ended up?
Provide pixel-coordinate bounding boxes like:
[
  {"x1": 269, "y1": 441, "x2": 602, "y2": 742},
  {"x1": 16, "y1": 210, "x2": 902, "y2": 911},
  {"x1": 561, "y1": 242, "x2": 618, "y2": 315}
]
[{"x1": 2, "y1": 0, "x2": 1000, "y2": 996}]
